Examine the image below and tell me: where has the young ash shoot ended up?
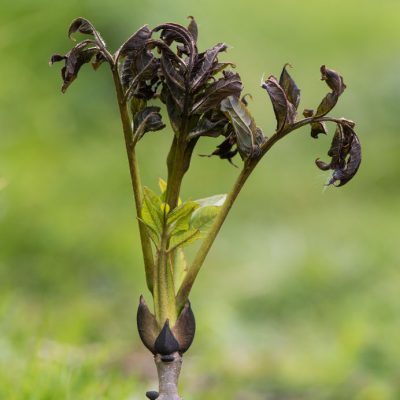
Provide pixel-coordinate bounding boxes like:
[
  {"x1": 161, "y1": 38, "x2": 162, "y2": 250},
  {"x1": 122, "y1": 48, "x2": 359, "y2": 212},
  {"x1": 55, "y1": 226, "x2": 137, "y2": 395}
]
[{"x1": 50, "y1": 16, "x2": 362, "y2": 400}]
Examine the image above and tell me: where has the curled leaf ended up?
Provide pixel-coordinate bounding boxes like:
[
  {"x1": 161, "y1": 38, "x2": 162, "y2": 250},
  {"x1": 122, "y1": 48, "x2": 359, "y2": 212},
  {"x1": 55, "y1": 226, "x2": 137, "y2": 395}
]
[
  {"x1": 315, "y1": 65, "x2": 346, "y2": 117},
  {"x1": 220, "y1": 95, "x2": 265, "y2": 159},
  {"x1": 50, "y1": 41, "x2": 98, "y2": 93},
  {"x1": 133, "y1": 106, "x2": 165, "y2": 141},
  {"x1": 68, "y1": 17, "x2": 106, "y2": 49},
  {"x1": 315, "y1": 122, "x2": 361, "y2": 187},
  {"x1": 279, "y1": 64, "x2": 300, "y2": 109},
  {"x1": 261, "y1": 75, "x2": 296, "y2": 133},
  {"x1": 201, "y1": 135, "x2": 238, "y2": 166}
]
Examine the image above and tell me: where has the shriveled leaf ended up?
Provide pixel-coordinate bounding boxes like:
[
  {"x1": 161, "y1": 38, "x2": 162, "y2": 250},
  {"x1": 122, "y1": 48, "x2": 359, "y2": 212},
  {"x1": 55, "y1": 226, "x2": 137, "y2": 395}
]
[
  {"x1": 192, "y1": 71, "x2": 242, "y2": 114},
  {"x1": 68, "y1": 17, "x2": 106, "y2": 48},
  {"x1": 311, "y1": 121, "x2": 327, "y2": 138},
  {"x1": 279, "y1": 64, "x2": 300, "y2": 109},
  {"x1": 133, "y1": 106, "x2": 165, "y2": 141},
  {"x1": 187, "y1": 114, "x2": 227, "y2": 140},
  {"x1": 191, "y1": 43, "x2": 228, "y2": 91},
  {"x1": 118, "y1": 25, "x2": 152, "y2": 58},
  {"x1": 315, "y1": 122, "x2": 361, "y2": 187},
  {"x1": 315, "y1": 65, "x2": 346, "y2": 117},
  {"x1": 220, "y1": 95, "x2": 264, "y2": 159},
  {"x1": 201, "y1": 135, "x2": 238, "y2": 166},
  {"x1": 187, "y1": 16, "x2": 198, "y2": 43},
  {"x1": 261, "y1": 75, "x2": 296, "y2": 133},
  {"x1": 50, "y1": 41, "x2": 98, "y2": 93}
]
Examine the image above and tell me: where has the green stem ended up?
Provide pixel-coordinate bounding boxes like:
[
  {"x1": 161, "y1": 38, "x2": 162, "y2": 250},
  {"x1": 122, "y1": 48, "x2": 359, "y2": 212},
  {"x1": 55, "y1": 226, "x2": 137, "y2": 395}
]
[
  {"x1": 111, "y1": 66, "x2": 155, "y2": 293},
  {"x1": 176, "y1": 162, "x2": 257, "y2": 310}
]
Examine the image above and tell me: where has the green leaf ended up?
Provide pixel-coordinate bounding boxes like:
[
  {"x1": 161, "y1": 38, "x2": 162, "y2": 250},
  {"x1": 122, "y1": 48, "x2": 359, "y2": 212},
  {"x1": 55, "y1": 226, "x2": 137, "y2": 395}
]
[
  {"x1": 194, "y1": 194, "x2": 226, "y2": 208},
  {"x1": 169, "y1": 228, "x2": 201, "y2": 249},
  {"x1": 142, "y1": 187, "x2": 163, "y2": 233},
  {"x1": 138, "y1": 218, "x2": 160, "y2": 247},
  {"x1": 190, "y1": 205, "x2": 220, "y2": 235},
  {"x1": 167, "y1": 201, "x2": 199, "y2": 226},
  {"x1": 173, "y1": 248, "x2": 188, "y2": 292}
]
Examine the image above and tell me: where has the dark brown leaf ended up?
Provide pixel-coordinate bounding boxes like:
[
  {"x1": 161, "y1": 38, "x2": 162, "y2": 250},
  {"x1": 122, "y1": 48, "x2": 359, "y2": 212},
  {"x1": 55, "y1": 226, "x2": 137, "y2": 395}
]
[
  {"x1": 200, "y1": 135, "x2": 238, "y2": 166},
  {"x1": 68, "y1": 17, "x2": 106, "y2": 48},
  {"x1": 315, "y1": 65, "x2": 346, "y2": 117},
  {"x1": 192, "y1": 71, "x2": 242, "y2": 114},
  {"x1": 187, "y1": 16, "x2": 198, "y2": 43},
  {"x1": 220, "y1": 95, "x2": 265, "y2": 159},
  {"x1": 279, "y1": 64, "x2": 300, "y2": 109},
  {"x1": 118, "y1": 25, "x2": 152, "y2": 58},
  {"x1": 261, "y1": 75, "x2": 296, "y2": 133},
  {"x1": 154, "y1": 320, "x2": 180, "y2": 355},
  {"x1": 133, "y1": 106, "x2": 165, "y2": 140}
]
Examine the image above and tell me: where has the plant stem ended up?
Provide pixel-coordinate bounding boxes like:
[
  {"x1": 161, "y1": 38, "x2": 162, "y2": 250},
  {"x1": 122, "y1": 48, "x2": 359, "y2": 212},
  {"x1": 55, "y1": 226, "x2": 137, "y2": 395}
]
[
  {"x1": 176, "y1": 162, "x2": 256, "y2": 309},
  {"x1": 154, "y1": 353, "x2": 183, "y2": 400},
  {"x1": 111, "y1": 66, "x2": 155, "y2": 293}
]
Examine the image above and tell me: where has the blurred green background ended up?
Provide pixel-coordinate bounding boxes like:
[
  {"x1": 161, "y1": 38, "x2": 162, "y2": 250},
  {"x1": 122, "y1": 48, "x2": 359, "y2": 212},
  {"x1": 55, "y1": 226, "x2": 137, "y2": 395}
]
[{"x1": 1, "y1": 0, "x2": 400, "y2": 398}]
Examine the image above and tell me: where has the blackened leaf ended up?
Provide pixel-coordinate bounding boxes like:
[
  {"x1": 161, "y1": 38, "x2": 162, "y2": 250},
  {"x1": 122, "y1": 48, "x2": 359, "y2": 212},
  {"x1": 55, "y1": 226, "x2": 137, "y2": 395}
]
[
  {"x1": 191, "y1": 43, "x2": 228, "y2": 91},
  {"x1": 51, "y1": 41, "x2": 98, "y2": 93},
  {"x1": 320, "y1": 65, "x2": 346, "y2": 95},
  {"x1": 172, "y1": 301, "x2": 196, "y2": 354},
  {"x1": 315, "y1": 65, "x2": 346, "y2": 117},
  {"x1": 220, "y1": 96, "x2": 265, "y2": 159},
  {"x1": 315, "y1": 122, "x2": 361, "y2": 187},
  {"x1": 118, "y1": 25, "x2": 152, "y2": 58},
  {"x1": 68, "y1": 17, "x2": 106, "y2": 48},
  {"x1": 311, "y1": 121, "x2": 327, "y2": 138},
  {"x1": 331, "y1": 127, "x2": 361, "y2": 186},
  {"x1": 187, "y1": 115, "x2": 227, "y2": 140},
  {"x1": 192, "y1": 71, "x2": 242, "y2": 114},
  {"x1": 187, "y1": 16, "x2": 198, "y2": 43},
  {"x1": 154, "y1": 320, "x2": 180, "y2": 355},
  {"x1": 279, "y1": 64, "x2": 301, "y2": 109},
  {"x1": 261, "y1": 75, "x2": 296, "y2": 133},
  {"x1": 92, "y1": 52, "x2": 106, "y2": 70},
  {"x1": 201, "y1": 135, "x2": 238, "y2": 166},
  {"x1": 133, "y1": 106, "x2": 165, "y2": 141},
  {"x1": 137, "y1": 296, "x2": 159, "y2": 354}
]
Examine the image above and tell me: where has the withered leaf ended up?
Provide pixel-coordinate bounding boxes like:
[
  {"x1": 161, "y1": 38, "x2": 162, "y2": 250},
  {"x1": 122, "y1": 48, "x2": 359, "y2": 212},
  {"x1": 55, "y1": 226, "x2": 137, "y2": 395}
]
[
  {"x1": 133, "y1": 106, "x2": 165, "y2": 140},
  {"x1": 315, "y1": 65, "x2": 346, "y2": 117},
  {"x1": 220, "y1": 95, "x2": 265, "y2": 159},
  {"x1": 201, "y1": 135, "x2": 238, "y2": 166},
  {"x1": 262, "y1": 75, "x2": 296, "y2": 133},
  {"x1": 191, "y1": 43, "x2": 228, "y2": 91},
  {"x1": 315, "y1": 122, "x2": 361, "y2": 187},
  {"x1": 188, "y1": 114, "x2": 227, "y2": 140},
  {"x1": 192, "y1": 71, "x2": 242, "y2": 114},
  {"x1": 50, "y1": 40, "x2": 98, "y2": 93},
  {"x1": 279, "y1": 64, "x2": 300, "y2": 109},
  {"x1": 118, "y1": 25, "x2": 152, "y2": 58},
  {"x1": 68, "y1": 17, "x2": 106, "y2": 48}
]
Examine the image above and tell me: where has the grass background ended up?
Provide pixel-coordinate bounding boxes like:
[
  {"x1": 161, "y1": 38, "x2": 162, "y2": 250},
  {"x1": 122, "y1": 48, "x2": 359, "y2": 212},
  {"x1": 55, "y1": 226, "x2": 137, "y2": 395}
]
[{"x1": 1, "y1": 0, "x2": 400, "y2": 398}]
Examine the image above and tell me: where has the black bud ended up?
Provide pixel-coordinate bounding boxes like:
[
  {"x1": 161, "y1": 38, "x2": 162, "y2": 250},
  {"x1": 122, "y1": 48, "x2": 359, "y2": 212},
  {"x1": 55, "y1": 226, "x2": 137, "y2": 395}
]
[
  {"x1": 154, "y1": 320, "x2": 180, "y2": 355},
  {"x1": 146, "y1": 391, "x2": 159, "y2": 400}
]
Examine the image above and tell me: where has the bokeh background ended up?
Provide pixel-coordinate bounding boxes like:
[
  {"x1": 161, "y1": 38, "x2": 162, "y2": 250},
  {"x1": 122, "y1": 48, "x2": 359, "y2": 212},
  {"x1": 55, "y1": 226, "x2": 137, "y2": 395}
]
[{"x1": 1, "y1": 0, "x2": 400, "y2": 399}]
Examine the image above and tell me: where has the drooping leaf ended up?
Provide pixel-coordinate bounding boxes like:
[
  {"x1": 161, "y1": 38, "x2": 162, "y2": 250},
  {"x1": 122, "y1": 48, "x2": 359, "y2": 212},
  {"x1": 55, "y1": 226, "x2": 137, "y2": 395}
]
[
  {"x1": 302, "y1": 109, "x2": 328, "y2": 138},
  {"x1": 201, "y1": 135, "x2": 238, "y2": 166},
  {"x1": 187, "y1": 114, "x2": 227, "y2": 140},
  {"x1": 133, "y1": 106, "x2": 165, "y2": 141},
  {"x1": 315, "y1": 65, "x2": 346, "y2": 117},
  {"x1": 220, "y1": 95, "x2": 265, "y2": 159},
  {"x1": 117, "y1": 25, "x2": 152, "y2": 58},
  {"x1": 50, "y1": 40, "x2": 99, "y2": 93},
  {"x1": 261, "y1": 75, "x2": 296, "y2": 133},
  {"x1": 279, "y1": 64, "x2": 301, "y2": 109},
  {"x1": 315, "y1": 122, "x2": 361, "y2": 187},
  {"x1": 192, "y1": 71, "x2": 242, "y2": 114},
  {"x1": 68, "y1": 17, "x2": 106, "y2": 48}
]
